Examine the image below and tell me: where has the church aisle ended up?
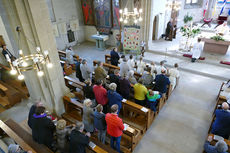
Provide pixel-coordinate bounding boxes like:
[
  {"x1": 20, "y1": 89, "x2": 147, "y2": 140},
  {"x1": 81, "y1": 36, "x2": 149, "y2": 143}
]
[{"x1": 133, "y1": 71, "x2": 223, "y2": 153}]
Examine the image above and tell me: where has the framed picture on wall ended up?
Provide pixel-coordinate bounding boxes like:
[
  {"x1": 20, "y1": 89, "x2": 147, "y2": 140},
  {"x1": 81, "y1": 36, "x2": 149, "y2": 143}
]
[
  {"x1": 112, "y1": 0, "x2": 120, "y2": 29},
  {"x1": 81, "y1": 0, "x2": 95, "y2": 25}
]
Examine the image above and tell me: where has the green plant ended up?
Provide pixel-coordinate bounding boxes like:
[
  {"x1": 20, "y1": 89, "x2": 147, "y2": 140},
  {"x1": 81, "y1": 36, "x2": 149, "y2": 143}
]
[
  {"x1": 183, "y1": 14, "x2": 193, "y2": 24},
  {"x1": 180, "y1": 26, "x2": 200, "y2": 38},
  {"x1": 211, "y1": 35, "x2": 225, "y2": 41}
]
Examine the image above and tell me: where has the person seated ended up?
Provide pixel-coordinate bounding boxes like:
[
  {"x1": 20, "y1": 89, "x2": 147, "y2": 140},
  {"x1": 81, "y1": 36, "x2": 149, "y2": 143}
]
[
  {"x1": 204, "y1": 136, "x2": 228, "y2": 153},
  {"x1": 80, "y1": 59, "x2": 92, "y2": 81},
  {"x1": 127, "y1": 55, "x2": 135, "y2": 70},
  {"x1": 211, "y1": 102, "x2": 230, "y2": 139},
  {"x1": 65, "y1": 46, "x2": 75, "y2": 66},
  {"x1": 154, "y1": 70, "x2": 170, "y2": 97},
  {"x1": 141, "y1": 67, "x2": 154, "y2": 88},
  {"x1": 136, "y1": 57, "x2": 146, "y2": 74},
  {"x1": 120, "y1": 58, "x2": 130, "y2": 78},
  {"x1": 93, "y1": 80, "x2": 108, "y2": 113},
  {"x1": 119, "y1": 73, "x2": 131, "y2": 99},
  {"x1": 146, "y1": 90, "x2": 161, "y2": 112},
  {"x1": 128, "y1": 70, "x2": 137, "y2": 85},
  {"x1": 191, "y1": 38, "x2": 203, "y2": 63},
  {"x1": 94, "y1": 104, "x2": 107, "y2": 144},
  {"x1": 109, "y1": 69, "x2": 120, "y2": 92},
  {"x1": 1, "y1": 45, "x2": 15, "y2": 61},
  {"x1": 94, "y1": 61, "x2": 107, "y2": 84},
  {"x1": 105, "y1": 104, "x2": 124, "y2": 153},
  {"x1": 110, "y1": 48, "x2": 120, "y2": 66},
  {"x1": 69, "y1": 122, "x2": 90, "y2": 153},
  {"x1": 169, "y1": 63, "x2": 180, "y2": 90},
  {"x1": 157, "y1": 61, "x2": 167, "y2": 74},
  {"x1": 8, "y1": 144, "x2": 32, "y2": 153},
  {"x1": 107, "y1": 83, "x2": 123, "y2": 115},
  {"x1": 28, "y1": 101, "x2": 43, "y2": 129},
  {"x1": 216, "y1": 22, "x2": 229, "y2": 36},
  {"x1": 31, "y1": 106, "x2": 55, "y2": 149},
  {"x1": 75, "y1": 58, "x2": 84, "y2": 82},
  {"x1": 83, "y1": 99, "x2": 94, "y2": 133},
  {"x1": 56, "y1": 119, "x2": 75, "y2": 153},
  {"x1": 134, "y1": 79, "x2": 148, "y2": 106},
  {"x1": 83, "y1": 79, "x2": 95, "y2": 102}
]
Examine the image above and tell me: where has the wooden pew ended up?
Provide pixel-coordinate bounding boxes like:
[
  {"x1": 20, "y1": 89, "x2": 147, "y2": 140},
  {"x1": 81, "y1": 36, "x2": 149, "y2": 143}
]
[
  {"x1": 58, "y1": 50, "x2": 79, "y2": 61},
  {"x1": 204, "y1": 134, "x2": 230, "y2": 152},
  {"x1": 105, "y1": 54, "x2": 111, "y2": 64},
  {"x1": 64, "y1": 76, "x2": 85, "y2": 90}
]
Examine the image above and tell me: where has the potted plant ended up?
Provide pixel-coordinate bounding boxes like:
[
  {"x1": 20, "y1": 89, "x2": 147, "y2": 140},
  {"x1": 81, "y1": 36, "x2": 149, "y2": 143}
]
[{"x1": 210, "y1": 35, "x2": 225, "y2": 41}]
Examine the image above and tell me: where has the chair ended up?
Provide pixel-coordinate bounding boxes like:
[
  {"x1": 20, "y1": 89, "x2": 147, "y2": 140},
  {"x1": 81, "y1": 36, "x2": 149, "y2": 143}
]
[
  {"x1": 214, "y1": 16, "x2": 228, "y2": 28},
  {"x1": 201, "y1": 18, "x2": 213, "y2": 27}
]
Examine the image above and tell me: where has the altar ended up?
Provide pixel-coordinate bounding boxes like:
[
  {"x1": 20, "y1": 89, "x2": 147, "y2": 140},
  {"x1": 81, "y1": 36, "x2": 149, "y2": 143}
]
[
  {"x1": 91, "y1": 34, "x2": 109, "y2": 50},
  {"x1": 200, "y1": 38, "x2": 230, "y2": 54}
]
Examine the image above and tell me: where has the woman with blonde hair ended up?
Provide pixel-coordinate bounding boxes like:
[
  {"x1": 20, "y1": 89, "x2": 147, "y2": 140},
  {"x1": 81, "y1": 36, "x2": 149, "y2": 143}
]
[{"x1": 83, "y1": 99, "x2": 94, "y2": 132}]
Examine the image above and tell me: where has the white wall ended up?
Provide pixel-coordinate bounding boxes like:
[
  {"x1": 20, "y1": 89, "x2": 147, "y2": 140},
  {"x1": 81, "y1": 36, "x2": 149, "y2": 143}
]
[{"x1": 50, "y1": 0, "x2": 85, "y2": 50}]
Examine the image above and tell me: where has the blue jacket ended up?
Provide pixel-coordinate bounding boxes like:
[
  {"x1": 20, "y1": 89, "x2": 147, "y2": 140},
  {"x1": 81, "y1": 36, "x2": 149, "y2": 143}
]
[
  {"x1": 211, "y1": 109, "x2": 230, "y2": 138},
  {"x1": 154, "y1": 74, "x2": 170, "y2": 93},
  {"x1": 110, "y1": 50, "x2": 119, "y2": 66},
  {"x1": 107, "y1": 90, "x2": 123, "y2": 110},
  {"x1": 93, "y1": 111, "x2": 106, "y2": 130},
  {"x1": 204, "y1": 141, "x2": 228, "y2": 153}
]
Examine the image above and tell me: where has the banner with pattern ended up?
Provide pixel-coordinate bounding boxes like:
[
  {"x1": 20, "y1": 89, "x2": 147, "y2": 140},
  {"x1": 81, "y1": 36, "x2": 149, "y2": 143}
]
[{"x1": 123, "y1": 26, "x2": 141, "y2": 51}]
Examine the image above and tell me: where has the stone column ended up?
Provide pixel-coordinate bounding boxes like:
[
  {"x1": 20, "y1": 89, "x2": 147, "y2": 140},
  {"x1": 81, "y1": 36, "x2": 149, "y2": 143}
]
[
  {"x1": 205, "y1": 0, "x2": 215, "y2": 19},
  {"x1": 2, "y1": 0, "x2": 69, "y2": 115}
]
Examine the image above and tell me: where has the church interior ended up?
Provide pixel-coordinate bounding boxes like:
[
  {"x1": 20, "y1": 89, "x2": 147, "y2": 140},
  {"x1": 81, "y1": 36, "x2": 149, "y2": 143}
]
[{"x1": 0, "y1": 0, "x2": 230, "y2": 153}]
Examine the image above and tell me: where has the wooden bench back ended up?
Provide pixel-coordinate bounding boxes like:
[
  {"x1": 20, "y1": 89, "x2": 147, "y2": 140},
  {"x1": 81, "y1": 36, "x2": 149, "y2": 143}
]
[{"x1": 58, "y1": 50, "x2": 79, "y2": 61}]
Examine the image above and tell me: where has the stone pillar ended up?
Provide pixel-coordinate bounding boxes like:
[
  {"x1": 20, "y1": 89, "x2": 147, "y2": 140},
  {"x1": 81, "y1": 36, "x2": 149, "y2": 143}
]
[
  {"x1": 205, "y1": 0, "x2": 215, "y2": 19},
  {"x1": 2, "y1": 0, "x2": 69, "y2": 115}
]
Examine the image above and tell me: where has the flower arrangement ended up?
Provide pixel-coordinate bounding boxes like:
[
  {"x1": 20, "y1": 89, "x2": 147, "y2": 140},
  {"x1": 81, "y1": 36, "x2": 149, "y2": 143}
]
[
  {"x1": 180, "y1": 25, "x2": 201, "y2": 38},
  {"x1": 183, "y1": 14, "x2": 193, "y2": 24},
  {"x1": 210, "y1": 35, "x2": 225, "y2": 41}
]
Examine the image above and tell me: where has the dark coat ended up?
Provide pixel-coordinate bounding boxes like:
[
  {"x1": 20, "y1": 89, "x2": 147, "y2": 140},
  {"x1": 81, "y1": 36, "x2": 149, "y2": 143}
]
[
  {"x1": 211, "y1": 109, "x2": 230, "y2": 139},
  {"x1": 28, "y1": 104, "x2": 36, "y2": 128},
  {"x1": 110, "y1": 50, "x2": 120, "y2": 66},
  {"x1": 154, "y1": 74, "x2": 170, "y2": 94},
  {"x1": 75, "y1": 62, "x2": 84, "y2": 82},
  {"x1": 83, "y1": 85, "x2": 95, "y2": 99},
  {"x1": 166, "y1": 21, "x2": 172, "y2": 35},
  {"x1": 2, "y1": 49, "x2": 14, "y2": 60},
  {"x1": 109, "y1": 74, "x2": 120, "y2": 92},
  {"x1": 31, "y1": 114, "x2": 55, "y2": 148},
  {"x1": 69, "y1": 129, "x2": 89, "y2": 153},
  {"x1": 119, "y1": 78, "x2": 131, "y2": 99},
  {"x1": 107, "y1": 90, "x2": 123, "y2": 112},
  {"x1": 93, "y1": 111, "x2": 106, "y2": 130}
]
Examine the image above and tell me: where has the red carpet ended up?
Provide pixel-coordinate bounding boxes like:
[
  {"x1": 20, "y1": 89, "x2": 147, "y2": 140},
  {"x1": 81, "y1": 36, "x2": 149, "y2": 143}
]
[
  {"x1": 220, "y1": 61, "x2": 230, "y2": 65},
  {"x1": 183, "y1": 54, "x2": 205, "y2": 60}
]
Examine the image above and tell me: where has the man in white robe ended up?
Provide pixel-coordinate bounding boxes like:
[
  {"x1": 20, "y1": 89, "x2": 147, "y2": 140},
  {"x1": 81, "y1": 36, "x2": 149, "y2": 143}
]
[
  {"x1": 191, "y1": 38, "x2": 203, "y2": 63},
  {"x1": 169, "y1": 63, "x2": 180, "y2": 90}
]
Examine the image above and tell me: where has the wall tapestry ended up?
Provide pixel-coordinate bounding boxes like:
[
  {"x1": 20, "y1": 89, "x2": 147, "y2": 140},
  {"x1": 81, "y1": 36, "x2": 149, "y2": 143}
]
[
  {"x1": 112, "y1": 0, "x2": 120, "y2": 29},
  {"x1": 123, "y1": 26, "x2": 141, "y2": 51},
  {"x1": 81, "y1": 0, "x2": 95, "y2": 25},
  {"x1": 94, "y1": 0, "x2": 112, "y2": 28}
]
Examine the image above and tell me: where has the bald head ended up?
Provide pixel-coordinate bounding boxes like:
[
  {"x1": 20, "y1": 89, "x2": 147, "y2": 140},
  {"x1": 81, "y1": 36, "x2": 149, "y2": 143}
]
[{"x1": 222, "y1": 102, "x2": 229, "y2": 110}]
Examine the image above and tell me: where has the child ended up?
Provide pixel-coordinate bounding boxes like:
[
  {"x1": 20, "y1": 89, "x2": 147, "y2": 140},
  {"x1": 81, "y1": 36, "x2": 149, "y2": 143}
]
[{"x1": 146, "y1": 90, "x2": 161, "y2": 112}]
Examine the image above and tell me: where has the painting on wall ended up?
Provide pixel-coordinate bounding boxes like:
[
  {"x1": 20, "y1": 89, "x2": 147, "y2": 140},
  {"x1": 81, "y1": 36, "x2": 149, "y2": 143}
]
[
  {"x1": 94, "y1": 0, "x2": 112, "y2": 28},
  {"x1": 112, "y1": 0, "x2": 120, "y2": 29},
  {"x1": 123, "y1": 26, "x2": 141, "y2": 51},
  {"x1": 81, "y1": 0, "x2": 95, "y2": 25}
]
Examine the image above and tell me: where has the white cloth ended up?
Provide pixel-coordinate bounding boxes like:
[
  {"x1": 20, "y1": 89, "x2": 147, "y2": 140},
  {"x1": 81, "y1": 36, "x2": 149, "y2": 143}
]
[
  {"x1": 169, "y1": 68, "x2": 179, "y2": 90},
  {"x1": 66, "y1": 49, "x2": 74, "y2": 64},
  {"x1": 191, "y1": 42, "x2": 203, "y2": 59},
  {"x1": 136, "y1": 61, "x2": 146, "y2": 74},
  {"x1": 120, "y1": 62, "x2": 130, "y2": 77},
  {"x1": 127, "y1": 59, "x2": 135, "y2": 70},
  {"x1": 157, "y1": 66, "x2": 167, "y2": 74},
  {"x1": 216, "y1": 24, "x2": 229, "y2": 35}
]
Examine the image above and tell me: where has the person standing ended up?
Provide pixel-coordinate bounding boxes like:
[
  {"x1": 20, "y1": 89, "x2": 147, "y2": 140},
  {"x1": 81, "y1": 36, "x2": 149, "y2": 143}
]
[
  {"x1": 136, "y1": 57, "x2": 146, "y2": 74},
  {"x1": 165, "y1": 19, "x2": 173, "y2": 41},
  {"x1": 191, "y1": 38, "x2": 203, "y2": 63},
  {"x1": 169, "y1": 63, "x2": 180, "y2": 90},
  {"x1": 66, "y1": 47, "x2": 75, "y2": 65},
  {"x1": 127, "y1": 55, "x2": 135, "y2": 70},
  {"x1": 109, "y1": 69, "x2": 120, "y2": 92},
  {"x1": 80, "y1": 59, "x2": 92, "y2": 81},
  {"x1": 119, "y1": 73, "x2": 131, "y2": 99},
  {"x1": 76, "y1": 58, "x2": 84, "y2": 82},
  {"x1": 28, "y1": 101, "x2": 43, "y2": 129},
  {"x1": 94, "y1": 61, "x2": 107, "y2": 84},
  {"x1": 69, "y1": 122, "x2": 90, "y2": 153},
  {"x1": 119, "y1": 58, "x2": 130, "y2": 78},
  {"x1": 1, "y1": 45, "x2": 15, "y2": 61},
  {"x1": 94, "y1": 104, "x2": 107, "y2": 144},
  {"x1": 110, "y1": 48, "x2": 120, "y2": 66},
  {"x1": 82, "y1": 99, "x2": 94, "y2": 133},
  {"x1": 154, "y1": 70, "x2": 170, "y2": 97},
  {"x1": 133, "y1": 79, "x2": 148, "y2": 106},
  {"x1": 105, "y1": 104, "x2": 124, "y2": 153}
]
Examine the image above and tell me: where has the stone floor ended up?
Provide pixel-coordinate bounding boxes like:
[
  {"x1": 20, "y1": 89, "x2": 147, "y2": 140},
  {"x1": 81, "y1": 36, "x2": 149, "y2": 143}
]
[{"x1": 0, "y1": 41, "x2": 228, "y2": 153}]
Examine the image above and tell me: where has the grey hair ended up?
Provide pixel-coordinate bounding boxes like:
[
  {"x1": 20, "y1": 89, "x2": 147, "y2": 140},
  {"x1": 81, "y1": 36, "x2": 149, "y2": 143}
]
[
  {"x1": 83, "y1": 99, "x2": 92, "y2": 107},
  {"x1": 82, "y1": 59, "x2": 87, "y2": 64},
  {"x1": 128, "y1": 70, "x2": 134, "y2": 77},
  {"x1": 215, "y1": 140, "x2": 228, "y2": 152},
  {"x1": 109, "y1": 83, "x2": 117, "y2": 91},
  {"x1": 75, "y1": 122, "x2": 84, "y2": 131}
]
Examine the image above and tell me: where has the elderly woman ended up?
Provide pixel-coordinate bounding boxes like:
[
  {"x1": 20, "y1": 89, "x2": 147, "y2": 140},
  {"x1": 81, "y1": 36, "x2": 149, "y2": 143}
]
[
  {"x1": 128, "y1": 70, "x2": 137, "y2": 85},
  {"x1": 120, "y1": 73, "x2": 131, "y2": 99},
  {"x1": 83, "y1": 99, "x2": 94, "y2": 132},
  {"x1": 204, "y1": 136, "x2": 228, "y2": 153},
  {"x1": 141, "y1": 67, "x2": 154, "y2": 88},
  {"x1": 107, "y1": 83, "x2": 123, "y2": 115}
]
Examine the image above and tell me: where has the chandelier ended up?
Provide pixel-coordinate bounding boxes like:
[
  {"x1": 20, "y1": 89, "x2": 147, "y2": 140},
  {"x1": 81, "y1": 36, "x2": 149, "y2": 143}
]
[
  {"x1": 6, "y1": 27, "x2": 53, "y2": 80},
  {"x1": 119, "y1": 0, "x2": 143, "y2": 24},
  {"x1": 166, "y1": 0, "x2": 181, "y2": 11}
]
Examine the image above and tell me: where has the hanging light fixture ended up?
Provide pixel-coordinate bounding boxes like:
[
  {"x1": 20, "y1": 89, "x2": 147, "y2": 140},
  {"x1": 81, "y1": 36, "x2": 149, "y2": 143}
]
[
  {"x1": 6, "y1": 26, "x2": 53, "y2": 80},
  {"x1": 166, "y1": 0, "x2": 181, "y2": 11},
  {"x1": 119, "y1": 0, "x2": 143, "y2": 24}
]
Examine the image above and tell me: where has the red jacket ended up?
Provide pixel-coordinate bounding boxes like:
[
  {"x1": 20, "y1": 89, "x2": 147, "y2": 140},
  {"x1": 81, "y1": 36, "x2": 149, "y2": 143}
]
[
  {"x1": 93, "y1": 85, "x2": 108, "y2": 106},
  {"x1": 105, "y1": 113, "x2": 124, "y2": 137}
]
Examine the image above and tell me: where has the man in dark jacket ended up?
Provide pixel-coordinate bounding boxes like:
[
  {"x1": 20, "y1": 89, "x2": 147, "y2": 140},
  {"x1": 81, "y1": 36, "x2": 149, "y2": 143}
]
[
  {"x1": 76, "y1": 58, "x2": 84, "y2": 82},
  {"x1": 31, "y1": 106, "x2": 55, "y2": 149},
  {"x1": 154, "y1": 70, "x2": 170, "y2": 97},
  {"x1": 110, "y1": 48, "x2": 120, "y2": 66},
  {"x1": 109, "y1": 69, "x2": 120, "y2": 92},
  {"x1": 28, "y1": 101, "x2": 43, "y2": 128},
  {"x1": 211, "y1": 102, "x2": 230, "y2": 139},
  {"x1": 2, "y1": 45, "x2": 15, "y2": 61},
  {"x1": 165, "y1": 20, "x2": 173, "y2": 41},
  {"x1": 69, "y1": 122, "x2": 90, "y2": 153},
  {"x1": 93, "y1": 104, "x2": 106, "y2": 144}
]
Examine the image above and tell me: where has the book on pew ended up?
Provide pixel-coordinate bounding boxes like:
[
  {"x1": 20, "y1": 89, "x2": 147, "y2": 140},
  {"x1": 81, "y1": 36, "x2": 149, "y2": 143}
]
[
  {"x1": 123, "y1": 123, "x2": 129, "y2": 131},
  {"x1": 122, "y1": 99, "x2": 127, "y2": 103},
  {"x1": 89, "y1": 141, "x2": 96, "y2": 149},
  {"x1": 214, "y1": 135, "x2": 224, "y2": 141},
  {"x1": 141, "y1": 107, "x2": 149, "y2": 112}
]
